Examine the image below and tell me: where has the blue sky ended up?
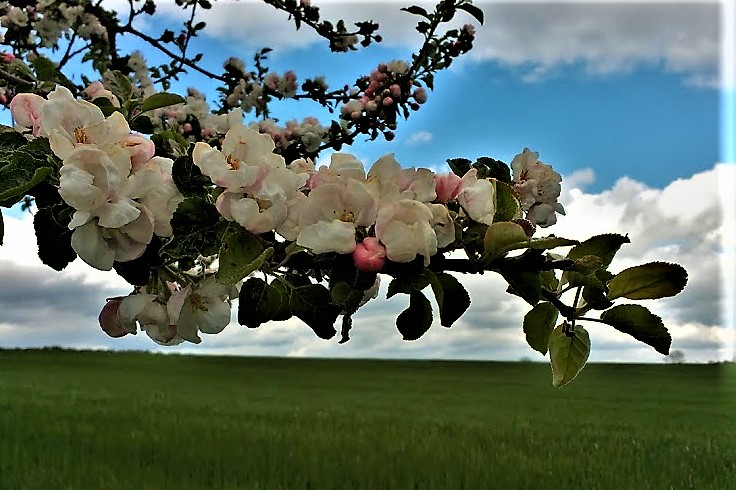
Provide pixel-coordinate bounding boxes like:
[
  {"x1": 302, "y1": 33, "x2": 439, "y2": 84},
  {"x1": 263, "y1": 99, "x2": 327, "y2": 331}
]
[{"x1": 0, "y1": 1, "x2": 734, "y2": 364}]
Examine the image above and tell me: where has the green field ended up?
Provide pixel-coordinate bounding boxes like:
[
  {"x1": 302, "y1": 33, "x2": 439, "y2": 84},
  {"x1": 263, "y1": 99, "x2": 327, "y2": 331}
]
[{"x1": 0, "y1": 349, "x2": 733, "y2": 489}]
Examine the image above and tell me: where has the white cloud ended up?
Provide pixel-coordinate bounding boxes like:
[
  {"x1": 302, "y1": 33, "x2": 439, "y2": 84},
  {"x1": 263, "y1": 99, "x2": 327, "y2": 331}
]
[
  {"x1": 406, "y1": 130, "x2": 433, "y2": 145},
  {"x1": 0, "y1": 163, "x2": 732, "y2": 363},
  {"x1": 148, "y1": 1, "x2": 725, "y2": 86}
]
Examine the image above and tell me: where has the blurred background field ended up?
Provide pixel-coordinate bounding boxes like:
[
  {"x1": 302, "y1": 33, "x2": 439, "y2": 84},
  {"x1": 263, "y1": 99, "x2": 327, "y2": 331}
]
[{"x1": 0, "y1": 349, "x2": 733, "y2": 489}]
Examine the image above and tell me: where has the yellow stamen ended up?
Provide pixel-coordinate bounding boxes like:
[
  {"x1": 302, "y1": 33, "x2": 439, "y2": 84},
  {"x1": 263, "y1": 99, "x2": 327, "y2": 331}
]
[
  {"x1": 188, "y1": 293, "x2": 208, "y2": 311},
  {"x1": 226, "y1": 154, "x2": 241, "y2": 170},
  {"x1": 256, "y1": 198, "x2": 272, "y2": 213},
  {"x1": 339, "y1": 210, "x2": 355, "y2": 222},
  {"x1": 74, "y1": 127, "x2": 89, "y2": 144}
]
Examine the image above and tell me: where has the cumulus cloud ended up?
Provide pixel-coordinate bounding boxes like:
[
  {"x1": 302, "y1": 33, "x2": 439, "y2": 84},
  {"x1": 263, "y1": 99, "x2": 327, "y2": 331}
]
[
  {"x1": 147, "y1": 1, "x2": 723, "y2": 86},
  {"x1": 0, "y1": 164, "x2": 732, "y2": 363},
  {"x1": 406, "y1": 131, "x2": 433, "y2": 145}
]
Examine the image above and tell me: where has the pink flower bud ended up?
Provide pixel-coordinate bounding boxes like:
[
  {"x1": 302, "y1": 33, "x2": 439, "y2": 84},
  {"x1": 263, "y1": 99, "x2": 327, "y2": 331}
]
[
  {"x1": 382, "y1": 97, "x2": 394, "y2": 106},
  {"x1": 390, "y1": 84, "x2": 402, "y2": 98},
  {"x1": 98, "y1": 298, "x2": 129, "y2": 338},
  {"x1": 413, "y1": 87, "x2": 427, "y2": 104},
  {"x1": 353, "y1": 237, "x2": 387, "y2": 272},
  {"x1": 434, "y1": 172, "x2": 463, "y2": 203}
]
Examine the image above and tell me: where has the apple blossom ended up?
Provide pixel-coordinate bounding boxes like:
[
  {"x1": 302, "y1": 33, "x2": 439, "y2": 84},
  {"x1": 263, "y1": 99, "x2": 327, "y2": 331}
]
[
  {"x1": 456, "y1": 168, "x2": 496, "y2": 225},
  {"x1": 296, "y1": 179, "x2": 377, "y2": 254},
  {"x1": 42, "y1": 86, "x2": 131, "y2": 160},
  {"x1": 167, "y1": 278, "x2": 234, "y2": 344},
  {"x1": 375, "y1": 199, "x2": 437, "y2": 265},
  {"x1": 511, "y1": 148, "x2": 565, "y2": 227}
]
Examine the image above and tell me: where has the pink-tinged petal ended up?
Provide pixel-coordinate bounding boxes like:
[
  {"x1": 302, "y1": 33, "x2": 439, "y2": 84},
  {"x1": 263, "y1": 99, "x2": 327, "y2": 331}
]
[
  {"x1": 197, "y1": 299, "x2": 231, "y2": 334},
  {"x1": 125, "y1": 133, "x2": 156, "y2": 172},
  {"x1": 427, "y1": 203, "x2": 455, "y2": 248},
  {"x1": 59, "y1": 166, "x2": 106, "y2": 214},
  {"x1": 175, "y1": 303, "x2": 203, "y2": 344},
  {"x1": 71, "y1": 221, "x2": 115, "y2": 270},
  {"x1": 297, "y1": 221, "x2": 357, "y2": 254},
  {"x1": 119, "y1": 294, "x2": 157, "y2": 327},
  {"x1": 353, "y1": 237, "x2": 386, "y2": 272},
  {"x1": 84, "y1": 111, "x2": 131, "y2": 149},
  {"x1": 276, "y1": 192, "x2": 306, "y2": 241},
  {"x1": 97, "y1": 198, "x2": 140, "y2": 229},
  {"x1": 167, "y1": 286, "x2": 190, "y2": 325},
  {"x1": 68, "y1": 210, "x2": 92, "y2": 229},
  {"x1": 329, "y1": 152, "x2": 366, "y2": 181},
  {"x1": 434, "y1": 173, "x2": 462, "y2": 203},
  {"x1": 144, "y1": 323, "x2": 182, "y2": 346},
  {"x1": 9, "y1": 93, "x2": 45, "y2": 137},
  {"x1": 457, "y1": 169, "x2": 496, "y2": 225}
]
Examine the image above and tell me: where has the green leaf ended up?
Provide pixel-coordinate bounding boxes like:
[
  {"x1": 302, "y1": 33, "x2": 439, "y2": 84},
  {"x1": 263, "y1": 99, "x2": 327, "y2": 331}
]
[
  {"x1": 162, "y1": 197, "x2": 227, "y2": 260},
  {"x1": 401, "y1": 5, "x2": 430, "y2": 17},
  {"x1": 386, "y1": 269, "x2": 432, "y2": 298},
  {"x1": 172, "y1": 154, "x2": 211, "y2": 198},
  {"x1": 396, "y1": 290, "x2": 433, "y2": 340},
  {"x1": 139, "y1": 92, "x2": 186, "y2": 113},
  {"x1": 607, "y1": 262, "x2": 688, "y2": 300},
  {"x1": 238, "y1": 277, "x2": 283, "y2": 328},
  {"x1": 0, "y1": 150, "x2": 53, "y2": 203},
  {"x1": 475, "y1": 157, "x2": 510, "y2": 183},
  {"x1": 493, "y1": 181, "x2": 522, "y2": 222},
  {"x1": 0, "y1": 129, "x2": 28, "y2": 162},
  {"x1": 289, "y1": 284, "x2": 340, "y2": 339},
  {"x1": 499, "y1": 257, "x2": 542, "y2": 305},
  {"x1": 446, "y1": 157, "x2": 471, "y2": 177},
  {"x1": 103, "y1": 71, "x2": 133, "y2": 104},
  {"x1": 33, "y1": 205, "x2": 77, "y2": 271},
  {"x1": 271, "y1": 279, "x2": 293, "y2": 321},
  {"x1": 483, "y1": 221, "x2": 528, "y2": 262},
  {"x1": 523, "y1": 302, "x2": 558, "y2": 355},
  {"x1": 151, "y1": 129, "x2": 188, "y2": 158},
  {"x1": 457, "y1": 2, "x2": 485, "y2": 24},
  {"x1": 508, "y1": 236, "x2": 579, "y2": 253},
  {"x1": 32, "y1": 56, "x2": 56, "y2": 82},
  {"x1": 130, "y1": 115, "x2": 155, "y2": 134},
  {"x1": 599, "y1": 304, "x2": 671, "y2": 355},
  {"x1": 549, "y1": 323, "x2": 590, "y2": 388},
  {"x1": 581, "y1": 285, "x2": 613, "y2": 311},
  {"x1": 428, "y1": 271, "x2": 470, "y2": 328},
  {"x1": 216, "y1": 227, "x2": 272, "y2": 285},
  {"x1": 567, "y1": 233, "x2": 630, "y2": 269}
]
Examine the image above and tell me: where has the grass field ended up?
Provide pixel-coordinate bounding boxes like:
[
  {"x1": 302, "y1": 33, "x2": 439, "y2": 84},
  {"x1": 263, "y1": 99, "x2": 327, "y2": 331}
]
[{"x1": 0, "y1": 349, "x2": 733, "y2": 489}]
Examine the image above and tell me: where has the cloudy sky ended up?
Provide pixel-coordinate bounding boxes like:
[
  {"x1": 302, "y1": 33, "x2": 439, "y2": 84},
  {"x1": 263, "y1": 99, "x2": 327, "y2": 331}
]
[{"x1": 1, "y1": 0, "x2": 734, "y2": 363}]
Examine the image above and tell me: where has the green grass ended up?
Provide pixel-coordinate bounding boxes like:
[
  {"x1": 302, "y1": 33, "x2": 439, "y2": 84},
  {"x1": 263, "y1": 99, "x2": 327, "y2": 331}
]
[{"x1": 0, "y1": 349, "x2": 733, "y2": 489}]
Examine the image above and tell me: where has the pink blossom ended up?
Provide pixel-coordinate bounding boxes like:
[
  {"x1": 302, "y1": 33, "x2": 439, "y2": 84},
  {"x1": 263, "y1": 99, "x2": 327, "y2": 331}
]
[{"x1": 353, "y1": 237, "x2": 387, "y2": 272}]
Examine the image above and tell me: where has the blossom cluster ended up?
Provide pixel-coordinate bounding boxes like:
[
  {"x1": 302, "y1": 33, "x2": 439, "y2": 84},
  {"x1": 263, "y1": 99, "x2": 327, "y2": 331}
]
[
  {"x1": 99, "y1": 275, "x2": 237, "y2": 346},
  {"x1": 511, "y1": 148, "x2": 565, "y2": 227},
  {"x1": 340, "y1": 60, "x2": 427, "y2": 140},
  {"x1": 0, "y1": 1, "x2": 106, "y2": 48},
  {"x1": 191, "y1": 123, "x2": 550, "y2": 271},
  {"x1": 10, "y1": 85, "x2": 183, "y2": 270}
]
